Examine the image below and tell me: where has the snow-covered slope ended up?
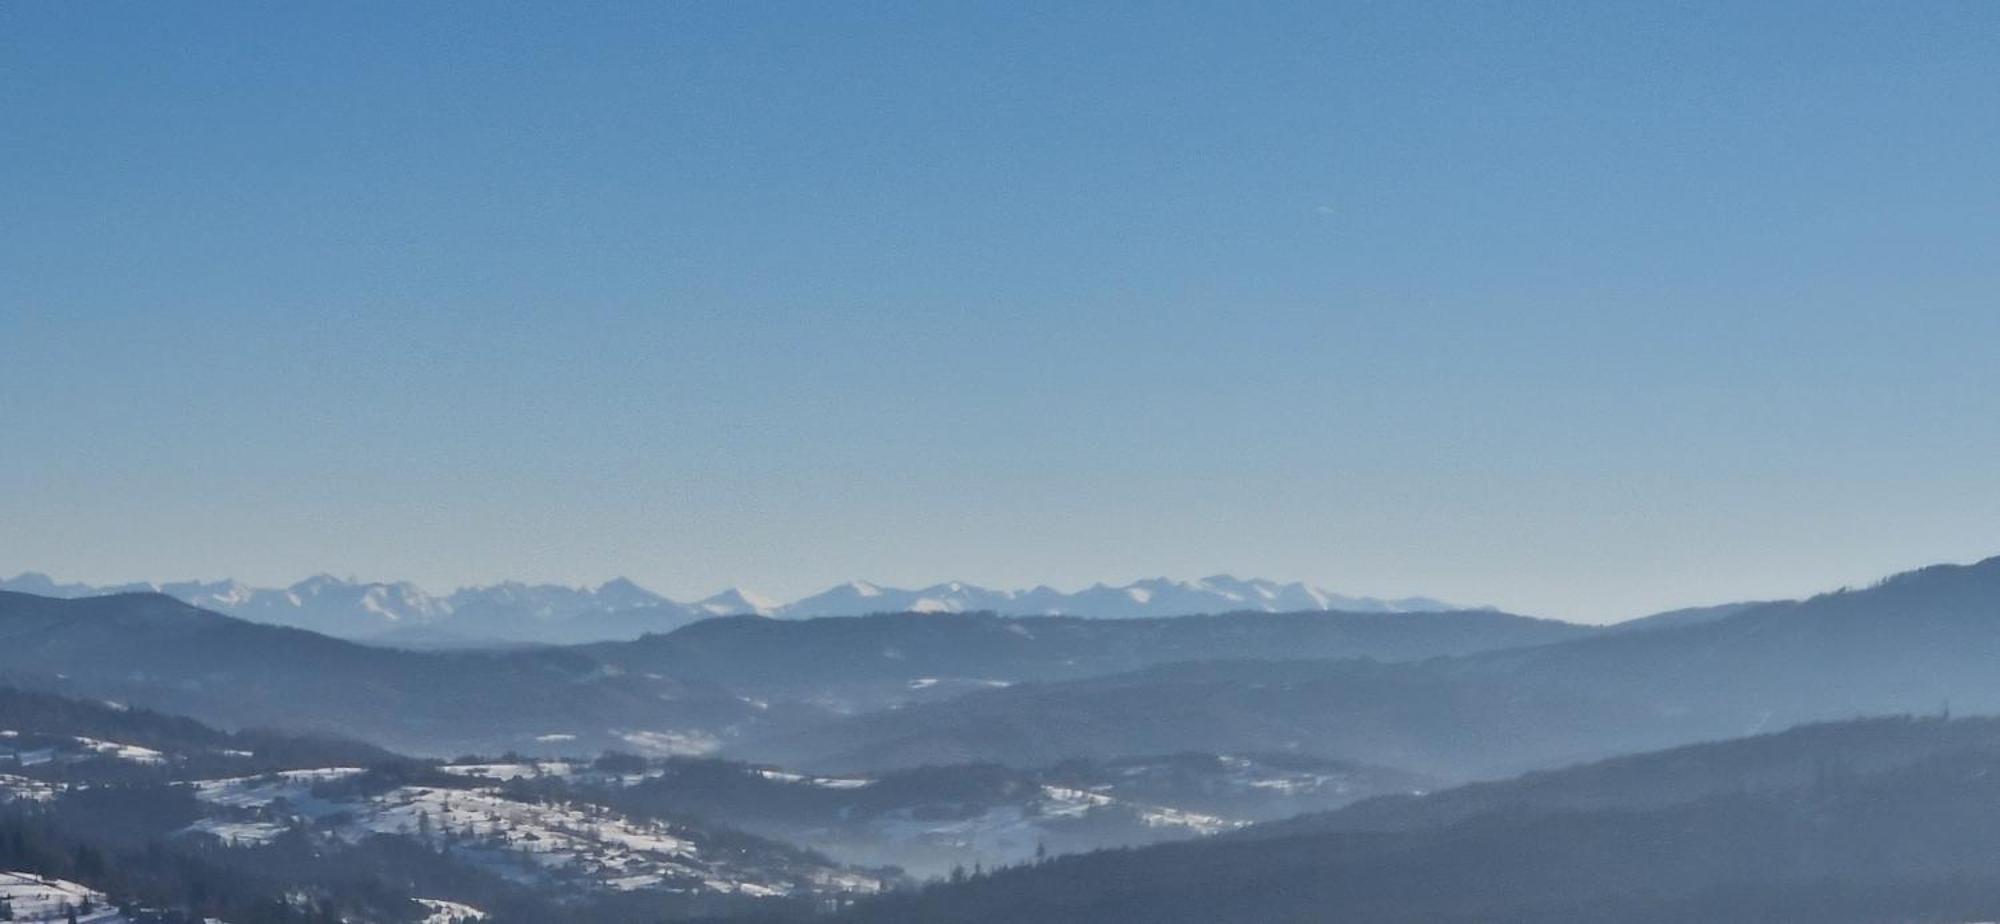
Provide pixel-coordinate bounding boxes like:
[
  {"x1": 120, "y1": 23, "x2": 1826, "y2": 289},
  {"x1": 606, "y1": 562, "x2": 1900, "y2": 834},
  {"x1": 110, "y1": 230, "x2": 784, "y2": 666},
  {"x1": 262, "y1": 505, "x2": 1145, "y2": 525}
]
[
  {"x1": 693, "y1": 587, "x2": 781, "y2": 616},
  {"x1": 186, "y1": 771, "x2": 882, "y2": 898},
  {"x1": 0, "y1": 871, "x2": 128, "y2": 923}
]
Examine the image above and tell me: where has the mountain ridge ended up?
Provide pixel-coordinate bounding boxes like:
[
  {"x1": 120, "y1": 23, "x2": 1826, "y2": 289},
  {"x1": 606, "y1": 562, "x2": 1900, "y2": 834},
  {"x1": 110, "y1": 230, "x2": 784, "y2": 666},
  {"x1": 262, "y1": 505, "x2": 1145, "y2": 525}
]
[
  {"x1": 0, "y1": 570, "x2": 1473, "y2": 644},
  {"x1": 0, "y1": 589, "x2": 1575, "y2": 761}
]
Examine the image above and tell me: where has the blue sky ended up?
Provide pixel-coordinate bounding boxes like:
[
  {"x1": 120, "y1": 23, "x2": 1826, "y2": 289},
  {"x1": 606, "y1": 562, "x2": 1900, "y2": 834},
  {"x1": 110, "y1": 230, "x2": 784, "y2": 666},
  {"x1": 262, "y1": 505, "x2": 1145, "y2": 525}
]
[{"x1": 4, "y1": 2, "x2": 1998, "y2": 622}]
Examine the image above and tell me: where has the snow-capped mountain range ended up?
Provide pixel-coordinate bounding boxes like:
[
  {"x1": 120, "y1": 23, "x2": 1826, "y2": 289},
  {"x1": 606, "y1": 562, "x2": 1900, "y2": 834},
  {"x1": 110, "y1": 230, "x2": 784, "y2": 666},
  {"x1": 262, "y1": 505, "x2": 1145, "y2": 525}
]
[
  {"x1": 779, "y1": 577, "x2": 1460, "y2": 621},
  {"x1": 0, "y1": 571, "x2": 1464, "y2": 645}
]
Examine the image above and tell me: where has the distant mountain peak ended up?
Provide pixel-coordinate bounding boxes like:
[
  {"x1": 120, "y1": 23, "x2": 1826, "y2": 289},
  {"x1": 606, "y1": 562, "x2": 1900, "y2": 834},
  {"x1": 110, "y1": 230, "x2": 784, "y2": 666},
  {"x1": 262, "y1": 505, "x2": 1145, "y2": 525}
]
[
  {"x1": 695, "y1": 587, "x2": 779, "y2": 616},
  {"x1": 589, "y1": 576, "x2": 668, "y2": 610}
]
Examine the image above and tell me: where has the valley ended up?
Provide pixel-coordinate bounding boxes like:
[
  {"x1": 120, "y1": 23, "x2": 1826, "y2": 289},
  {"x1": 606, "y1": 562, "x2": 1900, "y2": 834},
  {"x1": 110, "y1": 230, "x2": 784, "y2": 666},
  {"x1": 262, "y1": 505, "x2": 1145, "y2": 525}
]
[{"x1": 6, "y1": 556, "x2": 2000, "y2": 921}]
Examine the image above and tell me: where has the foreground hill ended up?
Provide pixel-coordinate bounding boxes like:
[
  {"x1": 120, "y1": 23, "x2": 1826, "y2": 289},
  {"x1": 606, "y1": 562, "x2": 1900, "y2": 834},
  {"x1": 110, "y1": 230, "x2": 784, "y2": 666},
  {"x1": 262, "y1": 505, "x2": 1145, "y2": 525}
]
[
  {"x1": 743, "y1": 556, "x2": 2000, "y2": 776},
  {"x1": 1246, "y1": 714, "x2": 2000, "y2": 839},
  {"x1": 833, "y1": 715, "x2": 2000, "y2": 923}
]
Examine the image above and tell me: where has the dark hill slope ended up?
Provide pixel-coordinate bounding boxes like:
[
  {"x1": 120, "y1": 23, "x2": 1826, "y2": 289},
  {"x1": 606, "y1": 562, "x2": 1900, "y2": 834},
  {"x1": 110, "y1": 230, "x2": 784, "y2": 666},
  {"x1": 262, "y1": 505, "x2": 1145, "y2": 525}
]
[
  {"x1": 744, "y1": 556, "x2": 2000, "y2": 776},
  {"x1": 590, "y1": 607, "x2": 1588, "y2": 712},
  {"x1": 0, "y1": 591, "x2": 781, "y2": 757},
  {"x1": 835, "y1": 715, "x2": 2000, "y2": 924}
]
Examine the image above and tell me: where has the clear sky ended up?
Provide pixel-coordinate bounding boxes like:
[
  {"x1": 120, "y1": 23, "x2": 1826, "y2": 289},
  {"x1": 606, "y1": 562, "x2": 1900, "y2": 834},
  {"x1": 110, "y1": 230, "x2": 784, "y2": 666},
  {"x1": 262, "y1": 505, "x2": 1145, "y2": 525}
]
[{"x1": 4, "y1": 2, "x2": 1998, "y2": 623}]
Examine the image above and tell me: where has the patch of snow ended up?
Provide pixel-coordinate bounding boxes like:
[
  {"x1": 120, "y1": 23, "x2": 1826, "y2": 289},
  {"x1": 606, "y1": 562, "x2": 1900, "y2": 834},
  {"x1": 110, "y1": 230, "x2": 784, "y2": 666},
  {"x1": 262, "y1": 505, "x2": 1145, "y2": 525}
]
[
  {"x1": 755, "y1": 768, "x2": 874, "y2": 789},
  {"x1": 417, "y1": 898, "x2": 487, "y2": 923},
  {"x1": 72, "y1": 736, "x2": 165, "y2": 764},
  {"x1": 617, "y1": 730, "x2": 719, "y2": 757},
  {"x1": 0, "y1": 774, "x2": 60, "y2": 803},
  {"x1": 440, "y1": 762, "x2": 575, "y2": 782}
]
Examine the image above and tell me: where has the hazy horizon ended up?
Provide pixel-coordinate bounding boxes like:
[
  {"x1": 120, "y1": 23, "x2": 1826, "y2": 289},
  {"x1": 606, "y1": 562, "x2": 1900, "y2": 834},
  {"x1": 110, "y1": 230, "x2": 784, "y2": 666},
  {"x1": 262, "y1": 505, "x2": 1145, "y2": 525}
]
[{"x1": 5, "y1": 551, "x2": 1987, "y2": 626}]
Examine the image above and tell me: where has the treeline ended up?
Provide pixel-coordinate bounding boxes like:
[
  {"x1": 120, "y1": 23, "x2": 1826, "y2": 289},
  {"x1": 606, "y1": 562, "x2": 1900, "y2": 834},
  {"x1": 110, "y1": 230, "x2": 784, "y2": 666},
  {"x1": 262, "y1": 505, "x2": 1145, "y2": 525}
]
[
  {"x1": 0, "y1": 686, "x2": 395, "y2": 786},
  {"x1": 0, "y1": 801, "x2": 362, "y2": 923}
]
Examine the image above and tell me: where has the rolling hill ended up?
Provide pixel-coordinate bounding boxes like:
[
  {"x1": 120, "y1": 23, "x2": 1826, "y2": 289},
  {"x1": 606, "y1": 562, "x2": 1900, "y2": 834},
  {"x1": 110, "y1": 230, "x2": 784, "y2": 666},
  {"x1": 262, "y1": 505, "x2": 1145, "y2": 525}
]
[
  {"x1": 0, "y1": 591, "x2": 790, "y2": 758},
  {"x1": 740, "y1": 556, "x2": 2000, "y2": 777}
]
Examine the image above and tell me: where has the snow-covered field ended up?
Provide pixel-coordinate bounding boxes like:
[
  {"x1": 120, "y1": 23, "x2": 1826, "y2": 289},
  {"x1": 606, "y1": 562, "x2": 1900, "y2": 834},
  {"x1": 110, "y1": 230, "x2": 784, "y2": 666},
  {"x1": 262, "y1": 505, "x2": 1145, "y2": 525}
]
[
  {"x1": 0, "y1": 871, "x2": 128, "y2": 923},
  {"x1": 71, "y1": 737, "x2": 165, "y2": 764},
  {"x1": 0, "y1": 731, "x2": 169, "y2": 770},
  {"x1": 0, "y1": 773, "x2": 61, "y2": 803}
]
